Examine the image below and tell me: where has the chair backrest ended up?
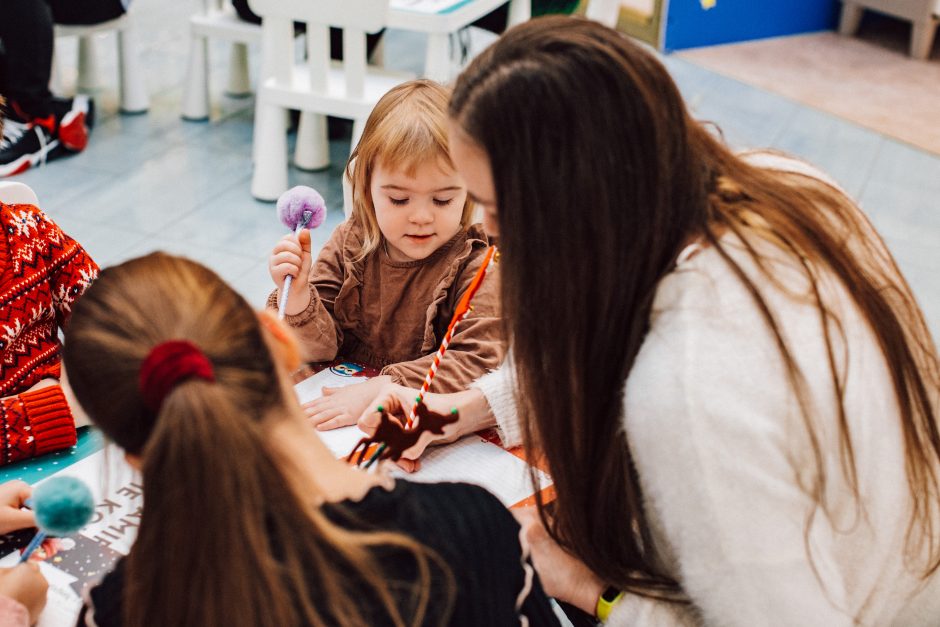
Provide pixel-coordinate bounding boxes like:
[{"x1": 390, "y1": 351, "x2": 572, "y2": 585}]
[
  {"x1": 0, "y1": 181, "x2": 40, "y2": 206},
  {"x1": 249, "y1": 0, "x2": 390, "y2": 100},
  {"x1": 247, "y1": 0, "x2": 387, "y2": 31}
]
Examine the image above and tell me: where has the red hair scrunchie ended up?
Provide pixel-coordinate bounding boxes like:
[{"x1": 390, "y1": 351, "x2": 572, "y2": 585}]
[{"x1": 139, "y1": 340, "x2": 215, "y2": 412}]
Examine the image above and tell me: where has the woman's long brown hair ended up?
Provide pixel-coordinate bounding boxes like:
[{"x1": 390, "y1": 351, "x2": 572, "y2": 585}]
[
  {"x1": 63, "y1": 253, "x2": 447, "y2": 627},
  {"x1": 451, "y1": 16, "x2": 940, "y2": 599}
]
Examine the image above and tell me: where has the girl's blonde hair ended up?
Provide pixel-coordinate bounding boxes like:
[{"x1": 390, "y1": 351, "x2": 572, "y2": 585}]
[
  {"x1": 63, "y1": 253, "x2": 453, "y2": 627},
  {"x1": 346, "y1": 80, "x2": 475, "y2": 258}
]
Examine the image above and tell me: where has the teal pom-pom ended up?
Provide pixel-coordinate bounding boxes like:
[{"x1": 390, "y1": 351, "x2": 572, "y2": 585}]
[{"x1": 32, "y1": 476, "x2": 95, "y2": 537}]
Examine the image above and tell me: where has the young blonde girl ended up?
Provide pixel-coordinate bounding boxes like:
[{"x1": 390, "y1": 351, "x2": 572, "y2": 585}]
[
  {"x1": 64, "y1": 253, "x2": 557, "y2": 627},
  {"x1": 268, "y1": 80, "x2": 500, "y2": 430}
]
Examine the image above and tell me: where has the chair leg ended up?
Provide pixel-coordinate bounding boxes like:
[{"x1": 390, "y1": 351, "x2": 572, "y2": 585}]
[
  {"x1": 507, "y1": 0, "x2": 532, "y2": 26},
  {"x1": 294, "y1": 113, "x2": 331, "y2": 171},
  {"x1": 351, "y1": 119, "x2": 366, "y2": 154},
  {"x1": 225, "y1": 42, "x2": 252, "y2": 97},
  {"x1": 838, "y1": 2, "x2": 864, "y2": 37},
  {"x1": 117, "y1": 28, "x2": 148, "y2": 113},
  {"x1": 77, "y1": 36, "x2": 101, "y2": 92},
  {"x1": 910, "y1": 19, "x2": 938, "y2": 60},
  {"x1": 368, "y1": 35, "x2": 386, "y2": 67},
  {"x1": 424, "y1": 33, "x2": 451, "y2": 82},
  {"x1": 585, "y1": 0, "x2": 621, "y2": 28},
  {"x1": 252, "y1": 100, "x2": 290, "y2": 202},
  {"x1": 182, "y1": 33, "x2": 211, "y2": 120},
  {"x1": 50, "y1": 46, "x2": 66, "y2": 95}
]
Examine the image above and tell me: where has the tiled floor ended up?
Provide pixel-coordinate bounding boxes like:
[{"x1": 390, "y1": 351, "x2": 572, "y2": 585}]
[{"x1": 14, "y1": 0, "x2": 940, "y2": 338}]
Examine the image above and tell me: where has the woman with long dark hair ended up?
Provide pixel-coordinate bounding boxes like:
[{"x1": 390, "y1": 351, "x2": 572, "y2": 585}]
[{"x1": 360, "y1": 16, "x2": 940, "y2": 625}]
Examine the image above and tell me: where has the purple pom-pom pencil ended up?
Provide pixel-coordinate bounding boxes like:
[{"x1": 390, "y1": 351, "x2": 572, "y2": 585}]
[{"x1": 276, "y1": 186, "x2": 327, "y2": 319}]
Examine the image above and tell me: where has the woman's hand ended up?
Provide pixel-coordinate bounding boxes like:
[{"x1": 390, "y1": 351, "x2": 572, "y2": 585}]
[
  {"x1": 303, "y1": 376, "x2": 393, "y2": 430},
  {"x1": 513, "y1": 507, "x2": 605, "y2": 617},
  {"x1": 0, "y1": 563, "x2": 48, "y2": 623},
  {"x1": 0, "y1": 481, "x2": 35, "y2": 535},
  {"x1": 268, "y1": 229, "x2": 312, "y2": 316},
  {"x1": 356, "y1": 385, "x2": 490, "y2": 472}
]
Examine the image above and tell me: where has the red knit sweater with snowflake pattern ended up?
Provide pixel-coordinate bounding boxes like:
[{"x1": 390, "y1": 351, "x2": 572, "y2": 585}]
[{"x1": 0, "y1": 202, "x2": 98, "y2": 465}]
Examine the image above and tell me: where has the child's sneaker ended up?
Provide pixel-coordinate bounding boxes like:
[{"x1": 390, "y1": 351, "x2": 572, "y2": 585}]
[
  {"x1": 0, "y1": 96, "x2": 93, "y2": 178},
  {"x1": 56, "y1": 95, "x2": 93, "y2": 153}
]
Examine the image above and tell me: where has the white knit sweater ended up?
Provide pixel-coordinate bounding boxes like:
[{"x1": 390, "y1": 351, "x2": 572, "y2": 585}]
[{"x1": 473, "y1": 157, "x2": 940, "y2": 626}]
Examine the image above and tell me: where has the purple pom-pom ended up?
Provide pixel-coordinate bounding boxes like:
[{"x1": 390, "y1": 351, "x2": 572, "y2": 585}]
[{"x1": 276, "y1": 186, "x2": 327, "y2": 231}]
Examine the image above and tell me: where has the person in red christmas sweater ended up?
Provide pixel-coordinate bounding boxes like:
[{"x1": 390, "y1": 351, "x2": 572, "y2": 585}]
[
  {"x1": 0, "y1": 196, "x2": 98, "y2": 464},
  {"x1": 0, "y1": 108, "x2": 98, "y2": 464}
]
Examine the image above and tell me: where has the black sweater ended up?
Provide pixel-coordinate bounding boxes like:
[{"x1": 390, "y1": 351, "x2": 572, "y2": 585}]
[{"x1": 79, "y1": 480, "x2": 560, "y2": 626}]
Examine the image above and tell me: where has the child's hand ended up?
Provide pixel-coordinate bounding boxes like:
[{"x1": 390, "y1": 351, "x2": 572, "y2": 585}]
[
  {"x1": 0, "y1": 481, "x2": 35, "y2": 535},
  {"x1": 0, "y1": 563, "x2": 48, "y2": 623},
  {"x1": 304, "y1": 376, "x2": 392, "y2": 431},
  {"x1": 268, "y1": 229, "x2": 312, "y2": 316}
]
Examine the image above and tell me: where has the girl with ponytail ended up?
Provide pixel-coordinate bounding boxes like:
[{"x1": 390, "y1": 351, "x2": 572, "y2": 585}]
[{"x1": 62, "y1": 252, "x2": 558, "y2": 627}]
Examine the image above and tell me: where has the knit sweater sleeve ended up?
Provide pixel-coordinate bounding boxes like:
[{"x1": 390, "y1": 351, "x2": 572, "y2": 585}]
[
  {"x1": 267, "y1": 223, "x2": 348, "y2": 363},
  {"x1": 0, "y1": 384, "x2": 76, "y2": 465},
  {"x1": 620, "y1": 245, "x2": 855, "y2": 626},
  {"x1": 31, "y1": 206, "x2": 99, "y2": 329},
  {"x1": 470, "y1": 360, "x2": 524, "y2": 448}
]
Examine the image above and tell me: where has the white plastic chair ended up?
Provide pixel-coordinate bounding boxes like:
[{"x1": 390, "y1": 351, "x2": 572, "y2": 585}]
[
  {"x1": 250, "y1": 0, "x2": 413, "y2": 201},
  {"x1": 53, "y1": 14, "x2": 148, "y2": 114},
  {"x1": 182, "y1": 0, "x2": 260, "y2": 121},
  {"x1": 0, "y1": 182, "x2": 40, "y2": 206},
  {"x1": 182, "y1": 1, "x2": 392, "y2": 121},
  {"x1": 839, "y1": 0, "x2": 940, "y2": 59}
]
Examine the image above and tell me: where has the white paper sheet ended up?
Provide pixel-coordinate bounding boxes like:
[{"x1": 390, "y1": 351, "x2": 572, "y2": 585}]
[
  {"x1": 294, "y1": 363, "x2": 374, "y2": 460},
  {"x1": 296, "y1": 363, "x2": 553, "y2": 506},
  {"x1": 391, "y1": 436, "x2": 552, "y2": 508},
  {"x1": 293, "y1": 363, "x2": 371, "y2": 403}
]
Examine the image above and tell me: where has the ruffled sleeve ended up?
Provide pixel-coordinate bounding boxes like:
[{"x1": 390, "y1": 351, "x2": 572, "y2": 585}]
[{"x1": 268, "y1": 221, "x2": 361, "y2": 363}]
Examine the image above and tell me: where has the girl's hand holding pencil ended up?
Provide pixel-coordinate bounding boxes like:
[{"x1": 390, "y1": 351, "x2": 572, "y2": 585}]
[
  {"x1": 0, "y1": 481, "x2": 35, "y2": 535},
  {"x1": 269, "y1": 229, "x2": 313, "y2": 317}
]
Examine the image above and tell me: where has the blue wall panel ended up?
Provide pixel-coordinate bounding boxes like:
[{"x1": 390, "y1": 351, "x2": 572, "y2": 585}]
[{"x1": 664, "y1": 0, "x2": 841, "y2": 51}]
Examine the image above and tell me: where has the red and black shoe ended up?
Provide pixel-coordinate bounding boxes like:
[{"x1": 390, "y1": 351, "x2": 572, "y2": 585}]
[{"x1": 0, "y1": 96, "x2": 93, "y2": 178}]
